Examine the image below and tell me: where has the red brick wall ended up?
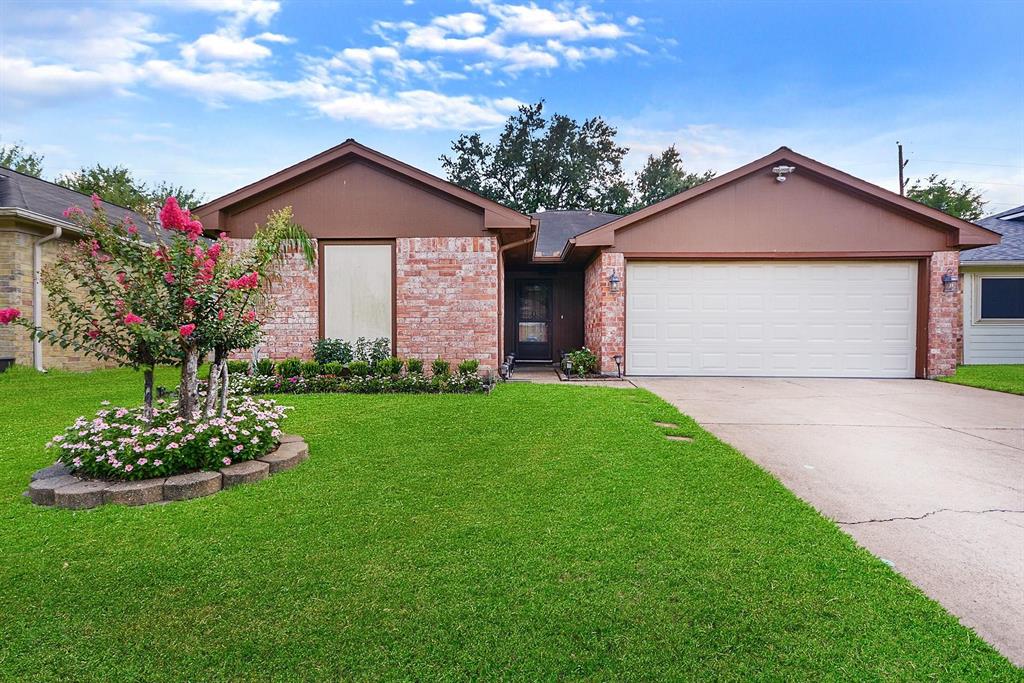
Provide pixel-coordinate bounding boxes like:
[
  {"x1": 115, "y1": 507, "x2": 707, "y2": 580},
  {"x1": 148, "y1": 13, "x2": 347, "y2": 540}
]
[
  {"x1": 232, "y1": 238, "x2": 319, "y2": 360},
  {"x1": 584, "y1": 251, "x2": 625, "y2": 374},
  {"x1": 395, "y1": 236, "x2": 499, "y2": 369},
  {"x1": 927, "y1": 250, "x2": 962, "y2": 378}
]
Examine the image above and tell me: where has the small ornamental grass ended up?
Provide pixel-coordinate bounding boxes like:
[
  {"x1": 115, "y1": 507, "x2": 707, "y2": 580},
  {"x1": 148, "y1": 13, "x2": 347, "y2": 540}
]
[{"x1": 48, "y1": 395, "x2": 289, "y2": 480}]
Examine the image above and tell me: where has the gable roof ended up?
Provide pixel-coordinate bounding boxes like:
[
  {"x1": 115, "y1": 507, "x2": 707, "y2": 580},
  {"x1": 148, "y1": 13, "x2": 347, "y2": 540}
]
[
  {"x1": 0, "y1": 165, "x2": 163, "y2": 244},
  {"x1": 573, "y1": 146, "x2": 1002, "y2": 250},
  {"x1": 196, "y1": 139, "x2": 533, "y2": 231},
  {"x1": 961, "y1": 204, "x2": 1024, "y2": 263},
  {"x1": 531, "y1": 209, "x2": 619, "y2": 257}
]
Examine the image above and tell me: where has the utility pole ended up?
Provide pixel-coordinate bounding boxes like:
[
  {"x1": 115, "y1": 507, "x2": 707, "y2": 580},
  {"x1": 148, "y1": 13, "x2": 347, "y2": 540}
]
[{"x1": 897, "y1": 141, "x2": 909, "y2": 196}]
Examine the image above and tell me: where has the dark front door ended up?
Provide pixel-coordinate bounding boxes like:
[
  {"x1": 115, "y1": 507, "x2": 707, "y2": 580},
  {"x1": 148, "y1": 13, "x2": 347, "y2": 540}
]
[{"x1": 515, "y1": 280, "x2": 553, "y2": 361}]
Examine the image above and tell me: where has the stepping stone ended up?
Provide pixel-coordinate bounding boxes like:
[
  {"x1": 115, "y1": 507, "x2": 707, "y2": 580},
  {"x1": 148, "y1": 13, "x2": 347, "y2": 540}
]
[
  {"x1": 278, "y1": 433, "x2": 303, "y2": 444},
  {"x1": 220, "y1": 460, "x2": 270, "y2": 488},
  {"x1": 666, "y1": 435, "x2": 693, "y2": 443},
  {"x1": 31, "y1": 462, "x2": 69, "y2": 481},
  {"x1": 105, "y1": 478, "x2": 165, "y2": 506},
  {"x1": 653, "y1": 421, "x2": 679, "y2": 429},
  {"x1": 27, "y1": 475, "x2": 80, "y2": 506},
  {"x1": 54, "y1": 480, "x2": 109, "y2": 509},
  {"x1": 164, "y1": 471, "x2": 222, "y2": 501},
  {"x1": 258, "y1": 441, "x2": 309, "y2": 474}
]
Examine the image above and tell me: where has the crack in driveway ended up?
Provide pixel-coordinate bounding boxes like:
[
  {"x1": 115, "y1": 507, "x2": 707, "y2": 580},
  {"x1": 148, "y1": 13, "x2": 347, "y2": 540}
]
[{"x1": 838, "y1": 508, "x2": 1024, "y2": 525}]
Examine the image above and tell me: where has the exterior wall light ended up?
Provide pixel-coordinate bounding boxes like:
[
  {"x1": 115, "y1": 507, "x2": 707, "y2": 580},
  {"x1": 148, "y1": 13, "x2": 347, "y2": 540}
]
[
  {"x1": 941, "y1": 271, "x2": 959, "y2": 293},
  {"x1": 613, "y1": 354, "x2": 623, "y2": 378},
  {"x1": 608, "y1": 269, "x2": 621, "y2": 292},
  {"x1": 772, "y1": 165, "x2": 796, "y2": 183}
]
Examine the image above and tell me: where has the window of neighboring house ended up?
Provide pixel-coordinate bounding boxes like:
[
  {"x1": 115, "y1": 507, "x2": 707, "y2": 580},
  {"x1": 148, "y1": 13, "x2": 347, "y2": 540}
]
[
  {"x1": 979, "y1": 276, "x2": 1024, "y2": 320},
  {"x1": 322, "y1": 243, "x2": 393, "y2": 340}
]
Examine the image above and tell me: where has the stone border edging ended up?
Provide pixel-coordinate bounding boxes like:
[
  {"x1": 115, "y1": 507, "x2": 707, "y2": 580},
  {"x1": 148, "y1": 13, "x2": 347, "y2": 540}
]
[{"x1": 26, "y1": 435, "x2": 309, "y2": 509}]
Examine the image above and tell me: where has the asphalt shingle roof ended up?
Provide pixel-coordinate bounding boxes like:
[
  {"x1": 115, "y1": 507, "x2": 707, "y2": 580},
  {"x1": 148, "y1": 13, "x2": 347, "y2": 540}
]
[
  {"x1": 961, "y1": 204, "x2": 1024, "y2": 262},
  {"x1": 530, "y1": 209, "x2": 619, "y2": 257},
  {"x1": 0, "y1": 165, "x2": 163, "y2": 244}
]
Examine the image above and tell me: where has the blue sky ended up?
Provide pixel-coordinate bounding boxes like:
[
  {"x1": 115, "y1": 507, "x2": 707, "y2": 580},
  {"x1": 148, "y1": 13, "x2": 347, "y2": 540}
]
[{"x1": 2, "y1": 0, "x2": 1022, "y2": 211}]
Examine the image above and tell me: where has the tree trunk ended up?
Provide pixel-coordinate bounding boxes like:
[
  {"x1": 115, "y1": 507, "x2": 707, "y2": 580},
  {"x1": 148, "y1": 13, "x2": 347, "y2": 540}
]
[
  {"x1": 218, "y1": 361, "x2": 229, "y2": 417},
  {"x1": 178, "y1": 346, "x2": 200, "y2": 421},
  {"x1": 205, "y1": 348, "x2": 225, "y2": 418},
  {"x1": 142, "y1": 367, "x2": 154, "y2": 422}
]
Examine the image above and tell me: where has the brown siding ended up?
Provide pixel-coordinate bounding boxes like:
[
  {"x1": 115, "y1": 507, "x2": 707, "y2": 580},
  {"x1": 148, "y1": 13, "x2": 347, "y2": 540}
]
[
  {"x1": 610, "y1": 171, "x2": 951, "y2": 255},
  {"x1": 218, "y1": 159, "x2": 486, "y2": 239}
]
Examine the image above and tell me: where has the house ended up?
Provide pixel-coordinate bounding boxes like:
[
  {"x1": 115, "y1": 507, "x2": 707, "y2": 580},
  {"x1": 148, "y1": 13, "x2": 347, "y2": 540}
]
[
  {"x1": 959, "y1": 204, "x2": 1024, "y2": 364},
  {"x1": 0, "y1": 167, "x2": 152, "y2": 371},
  {"x1": 195, "y1": 140, "x2": 1000, "y2": 379}
]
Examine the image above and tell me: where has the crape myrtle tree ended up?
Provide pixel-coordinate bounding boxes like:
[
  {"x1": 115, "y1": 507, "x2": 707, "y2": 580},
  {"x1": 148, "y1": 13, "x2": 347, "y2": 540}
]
[{"x1": 0, "y1": 196, "x2": 314, "y2": 422}]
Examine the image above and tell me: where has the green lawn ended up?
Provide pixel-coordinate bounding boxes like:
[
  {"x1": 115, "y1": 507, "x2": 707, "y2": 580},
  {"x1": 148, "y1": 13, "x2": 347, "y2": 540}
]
[
  {"x1": 0, "y1": 367, "x2": 1017, "y2": 680},
  {"x1": 939, "y1": 364, "x2": 1024, "y2": 395}
]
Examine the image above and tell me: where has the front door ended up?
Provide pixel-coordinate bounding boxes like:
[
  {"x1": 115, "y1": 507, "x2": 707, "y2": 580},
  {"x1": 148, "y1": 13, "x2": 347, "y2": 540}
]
[{"x1": 515, "y1": 280, "x2": 553, "y2": 361}]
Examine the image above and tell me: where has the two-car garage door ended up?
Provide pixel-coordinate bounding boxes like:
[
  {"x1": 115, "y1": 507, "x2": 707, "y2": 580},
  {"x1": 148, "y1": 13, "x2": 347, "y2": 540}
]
[{"x1": 626, "y1": 261, "x2": 918, "y2": 377}]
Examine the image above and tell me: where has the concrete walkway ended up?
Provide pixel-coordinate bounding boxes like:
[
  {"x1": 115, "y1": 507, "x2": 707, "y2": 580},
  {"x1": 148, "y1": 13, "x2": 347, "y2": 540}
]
[{"x1": 633, "y1": 377, "x2": 1024, "y2": 666}]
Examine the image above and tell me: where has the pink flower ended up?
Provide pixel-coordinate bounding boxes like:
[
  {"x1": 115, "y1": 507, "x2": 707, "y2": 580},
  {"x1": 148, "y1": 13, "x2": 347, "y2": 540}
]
[
  {"x1": 164, "y1": 271, "x2": 175, "y2": 284},
  {"x1": 87, "y1": 328, "x2": 100, "y2": 339},
  {"x1": 179, "y1": 323, "x2": 196, "y2": 338},
  {"x1": 219, "y1": 232, "x2": 228, "y2": 239},
  {"x1": 153, "y1": 459, "x2": 163, "y2": 467},
  {"x1": 0, "y1": 308, "x2": 21, "y2": 324},
  {"x1": 62, "y1": 206, "x2": 84, "y2": 219},
  {"x1": 116, "y1": 272, "x2": 127, "y2": 285},
  {"x1": 207, "y1": 243, "x2": 221, "y2": 259},
  {"x1": 123, "y1": 312, "x2": 144, "y2": 325},
  {"x1": 137, "y1": 458, "x2": 148, "y2": 465},
  {"x1": 223, "y1": 456, "x2": 232, "y2": 465},
  {"x1": 232, "y1": 444, "x2": 244, "y2": 453},
  {"x1": 91, "y1": 193, "x2": 102, "y2": 209},
  {"x1": 217, "y1": 309, "x2": 225, "y2": 321},
  {"x1": 124, "y1": 464, "x2": 133, "y2": 472},
  {"x1": 183, "y1": 297, "x2": 197, "y2": 310},
  {"x1": 243, "y1": 310, "x2": 256, "y2": 322}
]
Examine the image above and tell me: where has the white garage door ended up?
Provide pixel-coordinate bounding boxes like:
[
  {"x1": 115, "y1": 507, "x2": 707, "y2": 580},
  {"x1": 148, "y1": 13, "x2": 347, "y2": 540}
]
[{"x1": 626, "y1": 261, "x2": 918, "y2": 377}]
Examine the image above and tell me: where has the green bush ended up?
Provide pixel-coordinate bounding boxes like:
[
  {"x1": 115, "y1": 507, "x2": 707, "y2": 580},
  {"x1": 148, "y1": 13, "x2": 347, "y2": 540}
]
[
  {"x1": 312, "y1": 338, "x2": 352, "y2": 365},
  {"x1": 376, "y1": 357, "x2": 403, "y2": 376},
  {"x1": 255, "y1": 358, "x2": 275, "y2": 376},
  {"x1": 431, "y1": 358, "x2": 451, "y2": 377},
  {"x1": 354, "y1": 337, "x2": 391, "y2": 365},
  {"x1": 457, "y1": 359, "x2": 480, "y2": 375},
  {"x1": 406, "y1": 358, "x2": 424, "y2": 374},
  {"x1": 349, "y1": 360, "x2": 371, "y2": 377},
  {"x1": 277, "y1": 357, "x2": 303, "y2": 378},
  {"x1": 322, "y1": 361, "x2": 345, "y2": 376},
  {"x1": 564, "y1": 347, "x2": 597, "y2": 377},
  {"x1": 226, "y1": 359, "x2": 249, "y2": 375},
  {"x1": 301, "y1": 360, "x2": 322, "y2": 379}
]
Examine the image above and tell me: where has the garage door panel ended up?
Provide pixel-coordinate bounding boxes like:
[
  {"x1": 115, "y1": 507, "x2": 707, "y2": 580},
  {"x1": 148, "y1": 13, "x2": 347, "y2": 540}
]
[{"x1": 626, "y1": 261, "x2": 917, "y2": 378}]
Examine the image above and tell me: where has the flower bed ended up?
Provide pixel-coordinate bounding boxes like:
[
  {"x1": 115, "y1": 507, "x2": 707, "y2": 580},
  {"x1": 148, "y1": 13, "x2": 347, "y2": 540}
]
[
  {"x1": 233, "y1": 370, "x2": 486, "y2": 395},
  {"x1": 48, "y1": 396, "x2": 289, "y2": 480}
]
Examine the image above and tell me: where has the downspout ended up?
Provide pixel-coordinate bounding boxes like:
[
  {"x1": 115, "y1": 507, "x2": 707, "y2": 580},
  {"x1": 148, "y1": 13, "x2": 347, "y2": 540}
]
[
  {"x1": 32, "y1": 225, "x2": 62, "y2": 371},
  {"x1": 497, "y1": 223, "x2": 538, "y2": 368}
]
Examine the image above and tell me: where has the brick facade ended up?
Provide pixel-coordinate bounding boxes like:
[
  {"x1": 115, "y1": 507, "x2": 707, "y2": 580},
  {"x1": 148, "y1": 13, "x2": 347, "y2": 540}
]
[
  {"x1": 0, "y1": 228, "x2": 112, "y2": 372},
  {"x1": 583, "y1": 251, "x2": 625, "y2": 374},
  {"x1": 396, "y1": 236, "x2": 499, "y2": 370},
  {"x1": 926, "y1": 250, "x2": 962, "y2": 378}
]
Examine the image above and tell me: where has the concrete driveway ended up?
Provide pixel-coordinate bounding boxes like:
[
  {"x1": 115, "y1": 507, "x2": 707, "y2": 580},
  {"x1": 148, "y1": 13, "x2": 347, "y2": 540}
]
[{"x1": 633, "y1": 377, "x2": 1024, "y2": 665}]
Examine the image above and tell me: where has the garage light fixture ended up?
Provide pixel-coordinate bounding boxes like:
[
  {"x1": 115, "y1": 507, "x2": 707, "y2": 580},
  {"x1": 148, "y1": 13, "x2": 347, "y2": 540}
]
[
  {"x1": 941, "y1": 271, "x2": 959, "y2": 293},
  {"x1": 772, "y1": 165, "x2": 796, "y2": 183},
  {"x1": 609, "y1": 269, "x2": 621, "y2": 292}
]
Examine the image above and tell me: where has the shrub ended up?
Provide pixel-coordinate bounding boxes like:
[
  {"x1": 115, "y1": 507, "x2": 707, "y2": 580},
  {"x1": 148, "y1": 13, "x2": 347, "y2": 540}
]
[
  {"x1": 255, "y1": 358, "x2": 275, "y2": 376},
  {"x1": 406, "y1": 358, "x2": 424, "y2": 374},
  {"x1": 375, "y1": 357, "x2": 403, "y2": 376},
  {"x1": 49, "y1": 395, "x2": 288, "y2": 481},
  {"x1": 564, "y1": 347, "x2": 597, "y2": 377},
  {"x1": 354, "y1": 336, "x2": 391, "y2": 365},
  {"x1": 226, "y1": 360, "x2": 249, "y2": 375},
  {"x1": 348, "y1": 360, "x2": 371, "y2": 377},
  {"x1": 232, "y1": 370, "x2": 485, "y2": 396},
  {"x1": 457, "y1": 359, "x2": 480, "y2": 375},
  {"x1": 277, "y1": 358, "x2": 303, "y2": 378},
  {"x1": 301, "y1": 360, "x2": 321, "y2": 379},
  {"x1": 431, "y1": 358, "x2": 450, "y2": 377},
  {"x1": 322, "y1": 361, "x2": 345, "y2": 376},
  {"x1": 312, "y1": 338, "x2": 352, "y2": 365}
]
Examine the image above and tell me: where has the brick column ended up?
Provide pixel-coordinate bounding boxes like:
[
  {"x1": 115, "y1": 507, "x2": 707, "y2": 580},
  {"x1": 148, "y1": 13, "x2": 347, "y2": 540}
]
[
  {"x1": 926, "y1": 250, "x2": 962, "y2": 378},
  {"x1": 584, "y1": 251, "x2": 625, "y2": 374},
  {"x1": 395, "y1": 236, "x2": 499, "y2": 370}
]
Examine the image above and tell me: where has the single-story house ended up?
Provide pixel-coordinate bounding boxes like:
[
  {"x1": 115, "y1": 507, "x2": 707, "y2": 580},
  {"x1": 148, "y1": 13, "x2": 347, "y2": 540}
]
[
  {"x1": 959, "y1": 204, "x2": 1024, "y2": 364},
  {"x1": 0, "y1": 167, "x2": 151, "y2": 371},
  {"x1": 194, "y1": 140, "x2": 1000, "y2": 379}
]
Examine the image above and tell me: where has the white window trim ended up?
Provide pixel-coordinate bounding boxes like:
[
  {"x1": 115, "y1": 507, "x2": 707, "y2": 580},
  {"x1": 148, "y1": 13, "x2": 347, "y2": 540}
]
[{"x1": 972, "y1": 272, "x2": 1024, "y2": 325}]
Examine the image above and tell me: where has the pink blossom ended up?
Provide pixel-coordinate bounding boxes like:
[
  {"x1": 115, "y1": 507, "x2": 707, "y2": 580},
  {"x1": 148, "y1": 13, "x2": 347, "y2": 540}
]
[
  {"x1": 183, "y1": 297, "x2": 197, "y2": 310},
  {"x1": 0, "y1": 308, "x2": 21, "y2": 324},
  {"x1": 153, "y1": 459, "x2": 163, "y2": 467},
  {"x1": 164, "y1": 271, "x2": 175, "y2": 284},
  {"x1": 219, "y1": 232, "x2": 229, "y2": 239},
  {"x1": 87, "y1": 328, "x2": 99, "y2": 339},
  {"x1": 232, "y1": 444, "x2": 244, "y2": 453},
  {"x1": 91, "y1": 193, "x2": 102, "y2": 209},
  {"x1": 124, "y1": 464, "x2": 133, "y2": 472},
  {"x1": 127, "y1": 222, "x2": 138, "y2": 235},
  {"x1": 123, "y1": 312, "x2": 144, "y2": 325},
  {"x1": 209, "y1": 437, "x2": 220, "y2": 447},
  {"x1": 243, "y1": 310, "x2": 256, "y2": 323},
  {"x1": 116, "y1": 272, "x2": 127, "y2": 285},
  {"x1": 137, "y1": 458, "x2": 148, "y2": 465},
  {"x1": 62, "y1": 206, "x2": 84, "y2": 219},
  {"x1": 179, "y1": 323, "x2": 196, "y2": 338},
  {"x1": 223, "y1": 456, "x2": 233, "y2": 465},
  {"x1": 207, "y1": 243, "x2": 221, "y2": 259},
  {"x1": 217, "y1": 309, "x2": 225, "y2": 321}
]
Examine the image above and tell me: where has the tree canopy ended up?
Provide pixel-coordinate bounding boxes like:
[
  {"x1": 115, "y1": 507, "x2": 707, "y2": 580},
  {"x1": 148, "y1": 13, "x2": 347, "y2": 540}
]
[
  {"x1": 906, "y1": 174, "x2": 986, "y2": 221},
  {"x1": 0, "y1": 143, "x2": 45, "y2": 177},
  {"x1": 441, "y1": 101, "x2": 714, "y2": 215},
  {"x1": 56, "y1": 164, "x2": 204, "y2": 218}
]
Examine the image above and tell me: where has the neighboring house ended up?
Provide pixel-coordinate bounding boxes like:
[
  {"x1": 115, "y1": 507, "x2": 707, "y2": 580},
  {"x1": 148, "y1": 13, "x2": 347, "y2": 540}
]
[
  {"x1": 0, "y1": 166, "x2": 152, "y2": 371},
  {"x1": 959, "y1": 204, "x2": 1024, "y2": 364},
  {"x1": 195, "y1": 140, "x2": 999, "y2": 379}
]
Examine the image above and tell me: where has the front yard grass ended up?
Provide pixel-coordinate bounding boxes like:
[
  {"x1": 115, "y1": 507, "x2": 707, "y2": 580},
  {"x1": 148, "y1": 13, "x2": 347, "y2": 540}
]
[
  {"x1": 0, "y1": 367, "x2": 1017, "y2": 680},
  {"x1": 939, "y1": 364, "x2": 1024, "y2": 395}
]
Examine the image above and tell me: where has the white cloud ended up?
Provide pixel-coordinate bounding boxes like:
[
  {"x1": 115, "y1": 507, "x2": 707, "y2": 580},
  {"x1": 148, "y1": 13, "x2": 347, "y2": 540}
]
[
  {"x1": 483, "y1": 2, "x2": 626, "y2": 40},
  {"x1": 314, "y1": 90, "x2": 521, "y2": 129}
]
